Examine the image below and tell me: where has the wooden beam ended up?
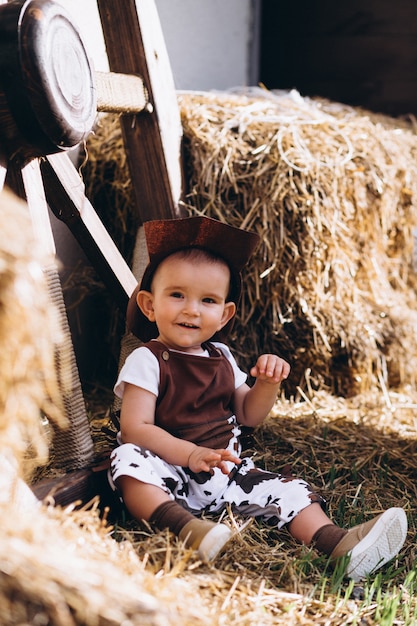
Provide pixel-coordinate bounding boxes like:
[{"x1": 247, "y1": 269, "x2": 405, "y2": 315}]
[
  {"x1": 97, "y1": 0, "x2": 184, "y2": 222},
  {"x1": 41, "y1": 153, "x2": 137, "y2": 310},
  {"x1": 31, "y1": 465, "x2": 116, "y2": 510},
  {"x1": 20, "y1": 160, "x2": 56, "y2": 255}
]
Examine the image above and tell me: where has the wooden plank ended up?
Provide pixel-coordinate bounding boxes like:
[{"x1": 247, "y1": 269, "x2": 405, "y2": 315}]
[
  {"x1": 21, "y1": 160, "x2": 56, "y2": 255},
  {"x1": 134, "y1": 0, "x2": 183, "y2": 209},
  {"x1": 41, "y1": 153, "x2": 137, "y2": 310},
  {"x1": 32, "y1": 468, "x2": 98, "y2": 507},
  {"x1": 31, "y1": 466, "x2": 116, "y2": 509},
  {"x1": 97, "y1": 0, "x2": 183, "y2": 222}
]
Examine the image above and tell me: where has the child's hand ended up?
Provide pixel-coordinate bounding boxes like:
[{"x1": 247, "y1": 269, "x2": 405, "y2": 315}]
[
  {"x1": 187, "y1": 446, "x2": 241, "y2": 475},
  {"x1": 250, "y1": 354, "x2": 290, "y2": 385}
]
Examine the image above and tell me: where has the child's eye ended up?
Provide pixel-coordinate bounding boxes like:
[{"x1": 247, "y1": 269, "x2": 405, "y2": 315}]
[
  {"x1": 203, "y1": 297, "x2": 216, "y2": 304},
  {"x1": 170, "y1": 292, "x2": 183, "y2": 299}
]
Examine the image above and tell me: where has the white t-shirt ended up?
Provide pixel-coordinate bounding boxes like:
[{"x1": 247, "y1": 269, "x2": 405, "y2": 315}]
[{"x1": 114, "y1": 341, "x2": 247, "y2": 399}]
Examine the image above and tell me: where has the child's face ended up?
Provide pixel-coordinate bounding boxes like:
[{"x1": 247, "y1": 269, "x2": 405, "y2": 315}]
[{"x1": 137, "y1": 254, "x2": 236, "y2": 353}]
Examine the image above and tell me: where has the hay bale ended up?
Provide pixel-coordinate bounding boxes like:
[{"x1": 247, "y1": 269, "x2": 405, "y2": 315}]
[
  {"x1": 0, "y1": 498, "x2": 209, "y2": 626},
  {"x1": 0, "y1": 188, "x2": 66, "y2": 478},
  {"x1": 178, "y1": 89, "x2": 417, "y2": 396},
  {"x1": 83, "y1": 90, "x2": 417, "y2": 397}
]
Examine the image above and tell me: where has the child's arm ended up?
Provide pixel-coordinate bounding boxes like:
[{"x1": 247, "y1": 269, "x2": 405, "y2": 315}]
[
  {"x1": 233, "y1": 354, "x2": 290, "y2": 428},
  {"x1": 120, "y1": 382, "x2": 240, "y2": 474}
]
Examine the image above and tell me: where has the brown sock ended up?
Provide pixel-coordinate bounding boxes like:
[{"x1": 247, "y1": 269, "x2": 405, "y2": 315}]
[
  {"x1": 312, "y1": 524, "x2": 348, "y2": 555},
  {"x1": 149, "y1": 500, "x2": 196, "y2": 536}
]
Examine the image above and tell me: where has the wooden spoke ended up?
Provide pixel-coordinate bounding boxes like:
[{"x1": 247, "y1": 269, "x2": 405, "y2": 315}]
[{"x1": 41, "y1": 153, "x2": 137, "y2": 308}]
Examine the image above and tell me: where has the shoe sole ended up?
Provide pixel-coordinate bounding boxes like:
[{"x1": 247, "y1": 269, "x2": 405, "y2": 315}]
[
  {"x1": 347, "y1": 507, "x2": 407, "y2": 581},
  {"x1": 198, "y1": 524, "x2": 233, "y2": 562}
]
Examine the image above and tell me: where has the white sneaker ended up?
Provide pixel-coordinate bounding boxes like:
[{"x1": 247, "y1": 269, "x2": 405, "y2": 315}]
[
  {"x1": 331, "y1": 507, "x2": 407, "y2": 581},
  {"x1": 179, "y1": 519, "x2": 233, "y2": 562}
]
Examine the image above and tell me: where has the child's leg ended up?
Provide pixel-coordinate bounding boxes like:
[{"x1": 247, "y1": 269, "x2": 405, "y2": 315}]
[
  {"x1": 317, "y1": 508, "x2": 407, "y2": 581},
  {"x1": 116, "y1": 473, "x2": 233, "y2": 563},
  {"x1": 289, "y1": 502, "x2": 407, "y2": 582},
  {"x1": 288, "y1": 503, "x2": 407, "y2": 581},
  {"x1": 223, "y1": 459, "x2": 407, "y2": 580},
  {"x1": 287, "y1": 502, "x2": 342, "y2": 544},
  {"x1": 118, "y1": 475, "x2": 171, "y2": 520}
]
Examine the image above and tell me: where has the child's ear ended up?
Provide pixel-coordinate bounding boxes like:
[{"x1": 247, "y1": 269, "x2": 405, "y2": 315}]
[
  {"x1": 136, "y1": 290, "x2": 155, "y2": 322},
  {"x1": 218, "y1": 301, "x2": 236, "y2": 330}
]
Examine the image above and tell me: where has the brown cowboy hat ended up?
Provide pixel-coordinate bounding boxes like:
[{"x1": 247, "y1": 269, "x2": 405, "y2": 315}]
[{"x1": 127, "y1": 216, "x2": 260, "y2": 342}]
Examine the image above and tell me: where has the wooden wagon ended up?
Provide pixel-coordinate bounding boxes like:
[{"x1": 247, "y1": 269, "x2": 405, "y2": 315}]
[{"x1": 0, "y1": 0, "x2": 184, "y2": 505}]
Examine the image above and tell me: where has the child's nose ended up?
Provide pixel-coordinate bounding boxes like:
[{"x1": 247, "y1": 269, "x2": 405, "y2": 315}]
[{"x1": 184, "y1": 299, "x2": 200, "y2": 315}]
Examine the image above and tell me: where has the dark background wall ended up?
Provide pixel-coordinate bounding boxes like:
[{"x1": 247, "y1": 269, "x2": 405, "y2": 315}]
[{"x1": 259, "y1": 0, "x2": 417, "y2": 117}]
